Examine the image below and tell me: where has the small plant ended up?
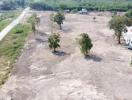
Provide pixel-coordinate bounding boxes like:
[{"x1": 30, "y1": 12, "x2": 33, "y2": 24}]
[
  {"x1": 48, "y1": 33, "x2": 60, "y2": 52},
  {"x1": 79, "y1": 33, "x2": 93, "y2": 56},
  {"x1": 93, "y1": 16, "x2": 96, "y2": 21}
]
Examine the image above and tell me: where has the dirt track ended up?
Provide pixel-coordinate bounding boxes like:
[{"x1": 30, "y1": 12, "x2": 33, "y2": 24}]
[{"x1": 0, "y1": 11, "x2": 132, "y2": 100}]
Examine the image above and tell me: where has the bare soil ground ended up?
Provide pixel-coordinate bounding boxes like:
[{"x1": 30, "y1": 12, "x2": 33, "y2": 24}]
[{"x1": 0, "y1": 11, "x2": 132, "y2": 100}]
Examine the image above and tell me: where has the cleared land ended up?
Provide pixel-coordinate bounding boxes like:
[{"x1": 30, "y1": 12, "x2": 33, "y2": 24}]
[{"x1": 0, "y1": 11, "x2": 132, "y2": 100}]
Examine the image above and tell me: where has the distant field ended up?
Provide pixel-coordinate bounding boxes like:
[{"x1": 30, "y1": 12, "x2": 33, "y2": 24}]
[
  {"x1": 0, "y1": 23, "x2": 31, "y2": 86},
  {"x1": 0, "y1": 11, "x2": 20, "y2": 32}
]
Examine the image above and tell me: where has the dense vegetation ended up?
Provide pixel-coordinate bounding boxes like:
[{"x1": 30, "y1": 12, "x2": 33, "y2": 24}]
[
  {"x1": 0, "y1": 0, "x2": 132, "y2": 11},
  {"x1": 30, "y1": 0, "x2": 132, "y2": 11}
]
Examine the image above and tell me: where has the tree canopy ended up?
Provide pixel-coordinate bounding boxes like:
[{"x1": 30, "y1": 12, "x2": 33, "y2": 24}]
[{"x1": 0, "y1": 0, "x2": 132, "y2": 11}]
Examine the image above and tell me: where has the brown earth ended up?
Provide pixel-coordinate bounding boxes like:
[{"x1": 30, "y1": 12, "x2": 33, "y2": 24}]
[{"x1": 0, "y1": 11, "x2": 132, "y2": 100}]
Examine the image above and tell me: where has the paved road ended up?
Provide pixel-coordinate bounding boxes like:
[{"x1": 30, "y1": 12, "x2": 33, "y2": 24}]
[{"x1": 0, "y1": 7, "x2": 30, "y2": 41}]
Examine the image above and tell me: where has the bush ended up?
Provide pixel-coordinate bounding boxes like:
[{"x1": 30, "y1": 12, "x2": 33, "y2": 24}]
[{"x1": 15, "y1": 29, "x2": 24, "y2": 34}]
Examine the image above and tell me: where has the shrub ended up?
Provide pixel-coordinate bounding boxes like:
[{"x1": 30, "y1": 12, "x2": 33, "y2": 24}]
[
  {"x1": 48, "y1": 33, "x2": 60, "y2": 52},
  {"x1": 79, "y1": 33, "x2": 93, "y2": 56}
]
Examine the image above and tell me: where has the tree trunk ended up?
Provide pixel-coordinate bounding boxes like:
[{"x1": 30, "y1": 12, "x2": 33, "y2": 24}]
[
  {"x1": 53, "y1": 48, "x2": 56, "y2": 53},
  {"x1": 117, "y1": 35, "x2": 121, "y2": 44},
  {"x1": 59, "y1": 24, "x2": 62, "y2": 30}
]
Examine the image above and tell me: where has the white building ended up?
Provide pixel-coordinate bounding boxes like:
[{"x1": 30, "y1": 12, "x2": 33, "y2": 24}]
[
  {"x1": 123, "y1": 26, "x2": 132, "y2": 48},
  {"x1": 79, "y1": 9, "x2": 88, "y2": 14}
]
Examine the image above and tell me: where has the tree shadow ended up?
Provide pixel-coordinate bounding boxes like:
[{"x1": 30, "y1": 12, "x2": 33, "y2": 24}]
[
  {"x1": 35, "y1": 32, "x2": 49, "y2": 43},
  {"x1": 35, "y1": 38, "x2": 47, "y2": 43},
  {"x1": 62, "y1": 25, "x2": 74, "y2": 33},
  {"x1": 54, "y1": 51, "x2": 70, "y2": 57},
  {"x1": 85, "y1": 54, "x2": 102, "y2": 62}
]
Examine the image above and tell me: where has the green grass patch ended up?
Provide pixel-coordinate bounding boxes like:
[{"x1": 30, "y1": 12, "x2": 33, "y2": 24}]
[{"x1": 0, "y1": 23, "x2": 31, "y2": 86}]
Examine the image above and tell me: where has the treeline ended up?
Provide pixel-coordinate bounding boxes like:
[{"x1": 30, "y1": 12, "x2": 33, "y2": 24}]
[
  {"x1": 0, "y1": 0, "x2": 27, "y2": 10},
  {"x1": 30, "y1": 0, "x2": 132, "y2": 11},
  {"x1": 0, "y1": 0, "x2": 132, "y2": 11}
]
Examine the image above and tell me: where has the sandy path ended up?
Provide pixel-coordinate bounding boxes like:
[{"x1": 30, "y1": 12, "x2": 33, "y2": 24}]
[{"x1": 0, "y1": 12, "x2": 132, "y2": 100}]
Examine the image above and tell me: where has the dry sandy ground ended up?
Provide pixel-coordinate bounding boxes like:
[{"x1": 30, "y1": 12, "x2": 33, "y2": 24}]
[{"x1": 0, "y1": 11, "x2": 132, "y2": 100}]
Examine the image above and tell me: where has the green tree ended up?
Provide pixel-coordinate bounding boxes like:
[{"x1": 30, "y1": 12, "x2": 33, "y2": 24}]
[
  {"x1": 28, "y1": 13, "x2": 40, "y2": 34},
  {"x1": 125, "y1": 10, "x2": 132, "y2": 20},
  {"x1": 79, "y1": 33, "x2": 93, "y2": 56},
  {"x1": 124, "y1": 10, "x2": 132, "y2": 26},
  {"x1": 53, "y1": 12, "x2": 65, "y2": 30},
  {"x1": 48, "y1": 34, "x2": 60, "y2": 52},
  {"x1": 109, "y1": 16, "x2": 127, "y2": 44}
]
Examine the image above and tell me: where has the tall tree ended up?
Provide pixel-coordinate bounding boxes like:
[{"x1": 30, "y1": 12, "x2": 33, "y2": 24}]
[
  {"x1": 79, "y1": 33, "x2": 93, "y2": 56},
  {"x1": 109, "y1": 16, "x2": 127, "y2": 44},
  {"x1": 53, "y1": 12, "x2": 65, "y2": 30}
]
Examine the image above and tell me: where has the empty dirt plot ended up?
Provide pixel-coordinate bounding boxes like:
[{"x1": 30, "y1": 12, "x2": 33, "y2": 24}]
[{"x1": 0, "y1": 11, "x2": 132, "y2": 100}]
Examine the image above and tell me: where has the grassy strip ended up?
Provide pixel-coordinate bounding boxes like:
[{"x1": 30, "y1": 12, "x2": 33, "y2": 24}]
[
  {"x1": 0, "y1": 11, "x2": 20, "y2": 31},
  {"x1": 0, "y1": 23, "x2": 31, "y2": 86}
]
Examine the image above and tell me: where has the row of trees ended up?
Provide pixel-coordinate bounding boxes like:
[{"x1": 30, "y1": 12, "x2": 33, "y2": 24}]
[
  {"x1": 0, "y1": 0, "x2": 26, "y2": 10},
  {"x1": 28, "y1": 11, "x2": 65, "y2": 35},
  {"x1": 29, "y1": 10, "x2": 132, "y2": 57},
  {"x1": 48, "y1": 12, "x2": 93, "y2": 56},
  {"x1": 0, "y1": 0, "x2": 132, "y2": 12},
  {"x1": 109, "y1": 10, "x2": 132, "y2": 44},
  {"x1": 48, "y1": 33, "x2": 93, "y2": 57},
  {"x1": 28, "y1": 12, "x2": 93, "y2": 57},
  {"x1": 30, "y1": 0, "x2": 132, "y2": 12}
]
